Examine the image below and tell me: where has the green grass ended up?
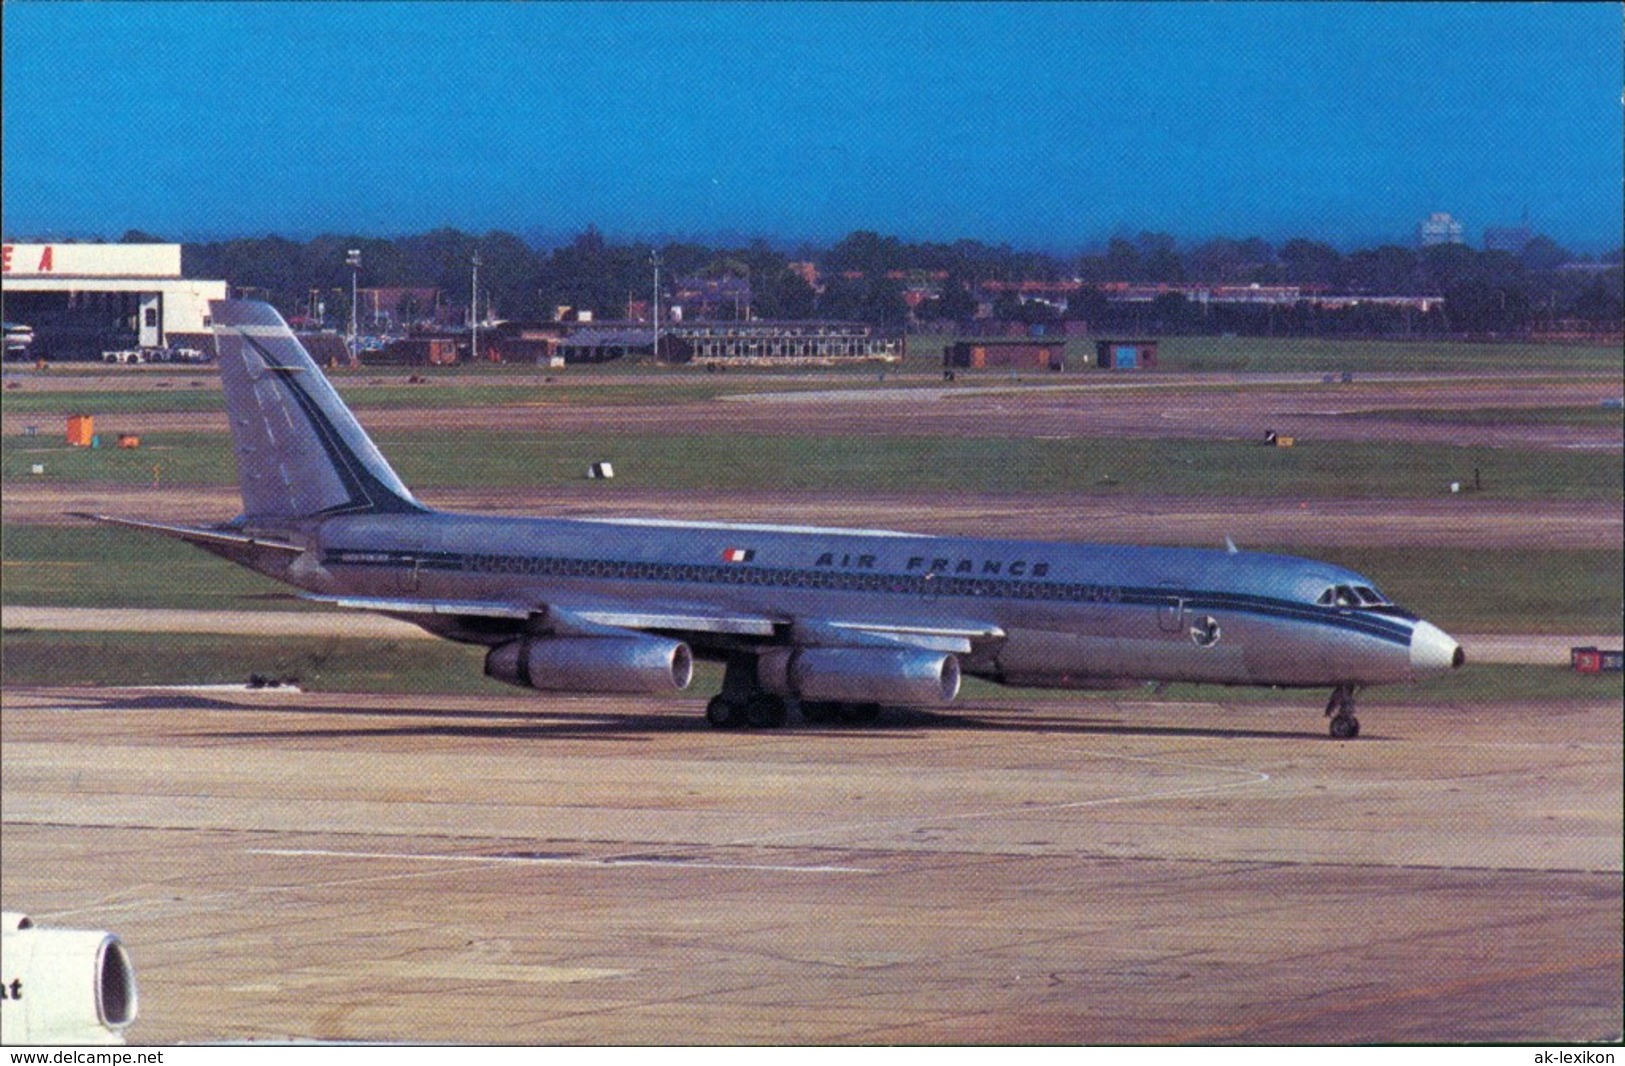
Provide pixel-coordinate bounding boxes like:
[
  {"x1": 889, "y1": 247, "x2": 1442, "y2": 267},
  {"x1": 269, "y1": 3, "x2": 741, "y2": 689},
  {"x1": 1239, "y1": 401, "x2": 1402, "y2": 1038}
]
[
  {"x1": 0, "y1": 630, "x2": 1614, "y2": 707},
  {"x1": 1336, "y1": 405, "x2": 1625, "y2": 428},
  {"x1": 5, "y1": 334, "x2": 1620, "y2": 419},
  {"x1": 1282, "y1": 547, "x2": 1622, "y2": 636},
  {"x1": 0, "y1": 631, "x2": 494, "y2": 694},
  {"x1": 1146, "y1": 336, "x2": 1624, "y2": 374},
  {"x1": 1, "y1": 385, "x2": 224, "y2": 416},
  {"x1": 0, "y1": 382, "x2": 733, "y2": 417},
  {"x1": 8, "y1": 429, "x2": 1618, "y2": 501},
  {"x1": 3, "y1": 431, "x2": 235, "y2": 485},
  {"x1": 0, "y1": 525, "x2": 304, "y2": 610},
  {"x1": 3, "y1": 525, "x2": 1618, "y2": 634}
]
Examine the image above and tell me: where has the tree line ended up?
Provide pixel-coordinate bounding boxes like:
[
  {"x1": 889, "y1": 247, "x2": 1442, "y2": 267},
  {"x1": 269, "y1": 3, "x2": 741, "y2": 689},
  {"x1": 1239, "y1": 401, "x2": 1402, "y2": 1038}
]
[{"x1": 166, "y1": 226, "x2": 1621, "y2": 337}]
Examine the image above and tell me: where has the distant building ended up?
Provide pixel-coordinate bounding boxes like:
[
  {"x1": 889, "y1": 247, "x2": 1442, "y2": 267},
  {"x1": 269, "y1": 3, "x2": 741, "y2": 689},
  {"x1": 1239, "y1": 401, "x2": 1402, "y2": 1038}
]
[
  {"x1": 480, "y1": 318, "x2": 895, "y2": 365},
  {"x1": 676, "y1": 321, "x2": 896, "y2": 364},
  {"x1": 1, "y1": 241, "x2": 227, "y2": 359},
  {"x1": 1417, "y1": 212, "x2": 1465, "y2": 247},
  {"x1": 944, "y1": 339, "x2": 1066, "y2": 371},
  {"x1": 364, "y1": 336, "x2": 460, "y2": 366},
  {"x1": 1094, "y1": 339, "x2": 1159, "y2": 370}
]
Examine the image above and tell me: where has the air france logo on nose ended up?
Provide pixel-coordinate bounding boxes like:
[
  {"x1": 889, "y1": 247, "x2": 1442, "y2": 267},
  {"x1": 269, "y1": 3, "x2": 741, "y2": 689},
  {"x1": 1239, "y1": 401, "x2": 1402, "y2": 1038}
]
[{"x1": 721, "y1": 548, "x2": 755, "y2": 563}]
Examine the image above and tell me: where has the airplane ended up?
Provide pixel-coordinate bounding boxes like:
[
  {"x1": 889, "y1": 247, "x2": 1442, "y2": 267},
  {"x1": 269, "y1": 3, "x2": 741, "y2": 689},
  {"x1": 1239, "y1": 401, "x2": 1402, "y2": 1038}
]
[{"x1": 90, "y1": 300, "x2": 1464, "y2": 739}]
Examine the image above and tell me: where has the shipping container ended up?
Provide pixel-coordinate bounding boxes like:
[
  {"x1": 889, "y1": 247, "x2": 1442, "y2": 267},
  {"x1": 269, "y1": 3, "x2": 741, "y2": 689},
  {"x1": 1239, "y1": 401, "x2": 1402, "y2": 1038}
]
[{"x1": 66, "y1": 414, "x2": 94, "y2": 447}]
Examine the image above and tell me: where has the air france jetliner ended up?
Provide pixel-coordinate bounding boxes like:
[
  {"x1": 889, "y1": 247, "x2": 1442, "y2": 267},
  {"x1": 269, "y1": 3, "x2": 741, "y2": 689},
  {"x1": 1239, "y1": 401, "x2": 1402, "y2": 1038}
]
[{"x1": 94, "y1": 301, "x2": 1463, "y2": 738}]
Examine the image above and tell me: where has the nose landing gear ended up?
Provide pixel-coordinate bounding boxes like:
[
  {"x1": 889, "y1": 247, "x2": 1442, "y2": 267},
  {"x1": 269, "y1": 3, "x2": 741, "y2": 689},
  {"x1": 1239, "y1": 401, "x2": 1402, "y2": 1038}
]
[{"x1": 1325, "y1": 684, "x2": 1360, "y2": 739}]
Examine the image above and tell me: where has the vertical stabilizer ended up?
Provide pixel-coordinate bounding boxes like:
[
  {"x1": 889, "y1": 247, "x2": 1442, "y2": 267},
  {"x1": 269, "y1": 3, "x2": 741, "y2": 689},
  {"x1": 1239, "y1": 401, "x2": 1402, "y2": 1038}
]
[{"x1": 210, "y1": 300, "x2": 425, "y2": 519}]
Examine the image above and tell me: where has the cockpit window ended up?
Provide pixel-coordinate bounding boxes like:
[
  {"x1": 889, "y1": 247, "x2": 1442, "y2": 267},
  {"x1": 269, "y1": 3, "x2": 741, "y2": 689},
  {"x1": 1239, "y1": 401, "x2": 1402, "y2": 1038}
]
[{"x1": 1319, "y1": 584, "x2": 1391, "y2": 608}]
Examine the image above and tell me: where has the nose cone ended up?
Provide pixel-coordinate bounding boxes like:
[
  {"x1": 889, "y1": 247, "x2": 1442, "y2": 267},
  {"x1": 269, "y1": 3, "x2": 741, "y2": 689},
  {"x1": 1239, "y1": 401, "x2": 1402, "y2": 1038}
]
[{"x1": 1411, "y1": 620, "x2": 1465, "y2": 676}]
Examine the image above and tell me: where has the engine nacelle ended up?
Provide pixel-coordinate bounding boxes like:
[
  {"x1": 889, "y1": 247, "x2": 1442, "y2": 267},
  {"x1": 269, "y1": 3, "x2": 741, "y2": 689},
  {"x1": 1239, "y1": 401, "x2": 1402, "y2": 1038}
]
[
  {"x1": 759, "y1": 647, "x2": 961, "y2": 706},
  {"x1": 485, "y1": 635, "x2": 693, "y2": 694},
  {"x1": 1, "y1": 913, "x2": 138, "y2": 1045}
]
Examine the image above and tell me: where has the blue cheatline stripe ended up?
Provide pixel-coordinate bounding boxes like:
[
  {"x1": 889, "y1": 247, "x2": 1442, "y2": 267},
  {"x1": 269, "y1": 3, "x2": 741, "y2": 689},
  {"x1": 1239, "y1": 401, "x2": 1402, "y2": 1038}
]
[
  {"x1": 322, "y1": 547, "x2": 1415, "y2": 648},
  {"x1": 236, "y1": 331, "x2": 424, "y2": 516}
]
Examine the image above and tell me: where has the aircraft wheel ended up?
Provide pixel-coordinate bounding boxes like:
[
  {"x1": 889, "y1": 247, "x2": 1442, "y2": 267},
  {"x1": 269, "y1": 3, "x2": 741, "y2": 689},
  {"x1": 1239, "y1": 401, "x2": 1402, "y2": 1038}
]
[
  {"x1": 745, "y1": 694, "x2": 788, "y2": 729},
  {"x1": 840, "y1": 702, "x2": 882, "y2": 724},
  {"x1": 706, "y1": 695, "x2": 744, "y2": 729},
  {"x1": 800, "y1": 701, "x2": 839, "y2": 724},
  {"x1": 1329, "y1": 714, "x2": 1360, "y2": 740}
]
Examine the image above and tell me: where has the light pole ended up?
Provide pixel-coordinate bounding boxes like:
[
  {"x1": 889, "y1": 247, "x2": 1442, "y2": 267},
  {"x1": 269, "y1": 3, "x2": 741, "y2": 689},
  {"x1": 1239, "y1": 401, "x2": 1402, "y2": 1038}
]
[
  {"x1": 650, "y1": 250, "x2": 661, "y2": 362},
  {"x1": 471, "y1": 251, "x2": 481, "y2": 363},
  {"x1": 346, "y1": 248, "x2": 361, "y2": 360}
]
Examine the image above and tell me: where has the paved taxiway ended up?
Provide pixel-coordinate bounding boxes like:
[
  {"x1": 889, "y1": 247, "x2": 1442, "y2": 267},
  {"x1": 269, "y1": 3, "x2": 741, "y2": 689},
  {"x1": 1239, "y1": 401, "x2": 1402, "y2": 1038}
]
[{"x1": 3, "y1": 685, "x2": 1619, "y2": 1044}]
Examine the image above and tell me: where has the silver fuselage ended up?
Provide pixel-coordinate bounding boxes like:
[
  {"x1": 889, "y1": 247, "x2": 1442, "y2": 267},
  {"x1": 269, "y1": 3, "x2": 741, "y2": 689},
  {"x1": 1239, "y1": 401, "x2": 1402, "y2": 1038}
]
[{"x1": 238, "y1": 509, "x2": 1453, "y2": 691}]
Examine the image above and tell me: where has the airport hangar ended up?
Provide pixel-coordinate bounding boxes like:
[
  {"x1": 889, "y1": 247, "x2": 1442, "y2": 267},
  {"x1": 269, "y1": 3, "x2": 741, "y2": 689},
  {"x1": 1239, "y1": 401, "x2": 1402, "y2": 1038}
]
[{"x1": 1, "y1": 242, "x2": 226, "y2": 360}]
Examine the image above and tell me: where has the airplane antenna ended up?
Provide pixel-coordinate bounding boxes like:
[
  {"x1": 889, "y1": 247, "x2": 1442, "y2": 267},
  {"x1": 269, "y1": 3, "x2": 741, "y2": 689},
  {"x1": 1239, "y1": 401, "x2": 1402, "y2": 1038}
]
[{"x1": 1225, "y1": 536, "x2": 1239, "y2": 555}]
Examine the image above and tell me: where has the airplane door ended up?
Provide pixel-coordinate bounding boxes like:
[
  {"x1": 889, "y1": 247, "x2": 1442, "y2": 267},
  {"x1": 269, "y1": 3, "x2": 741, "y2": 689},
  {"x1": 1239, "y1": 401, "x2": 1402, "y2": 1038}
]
[
  {"x1": 398, "y1": 557, "x2": 421, "y2": 592},
  {"x1": 1157, "y1": 594, "x2": 1187, "y2": 633}
]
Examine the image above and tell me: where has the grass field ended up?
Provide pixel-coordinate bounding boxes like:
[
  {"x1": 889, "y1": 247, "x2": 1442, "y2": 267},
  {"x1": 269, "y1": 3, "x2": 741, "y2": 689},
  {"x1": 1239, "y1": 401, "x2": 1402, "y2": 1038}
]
[
  {"x1": 0, "y1": 380, "x2": 816, "y2": 416},
  {"x1": 4, "y1": 334, "x2": 1620, "y2": 409},
  {"x1": 5, "y1": 428, "x2": 1620, "y2": 501},
  {"x1": 2, "y1": 525, "x2": 1618, "y2": 634}
]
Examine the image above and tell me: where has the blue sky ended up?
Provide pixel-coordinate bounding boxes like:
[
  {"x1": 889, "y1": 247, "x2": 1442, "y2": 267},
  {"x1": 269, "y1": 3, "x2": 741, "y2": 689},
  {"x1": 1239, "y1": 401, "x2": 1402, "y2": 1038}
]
[{"x1": 4, "y1": 2, "x2": 1621, "y2": 251}]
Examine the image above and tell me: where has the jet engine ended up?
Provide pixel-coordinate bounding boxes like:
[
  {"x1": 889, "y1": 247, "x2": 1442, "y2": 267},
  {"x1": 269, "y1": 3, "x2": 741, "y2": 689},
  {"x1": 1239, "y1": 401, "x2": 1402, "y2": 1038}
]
[
  {"x1": 758, "y1": 647, "x2": 961, "y2": 706},
  {"x1": 1, "y1": 912, "x2": 138, "y2": 1045},
  {"x1": 485, "y1": 635, "x2": 694, "y2": 694}
]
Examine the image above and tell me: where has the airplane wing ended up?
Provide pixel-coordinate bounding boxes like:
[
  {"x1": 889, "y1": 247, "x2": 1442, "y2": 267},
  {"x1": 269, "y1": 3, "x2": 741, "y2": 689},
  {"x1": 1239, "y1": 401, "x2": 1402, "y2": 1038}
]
[
  {"x1": 307, "y1": 593, "x2": 779, "y2": 636},
  {"x1": 304, "y1": 592, "x2": 1003, "y2": 654}
]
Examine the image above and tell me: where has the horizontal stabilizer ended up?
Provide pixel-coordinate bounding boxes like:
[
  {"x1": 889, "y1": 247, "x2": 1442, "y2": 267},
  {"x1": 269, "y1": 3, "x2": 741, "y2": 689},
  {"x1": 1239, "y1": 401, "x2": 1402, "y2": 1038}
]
[{"x1": 74, "y1": 514, "x2": 304, "y2": 554}]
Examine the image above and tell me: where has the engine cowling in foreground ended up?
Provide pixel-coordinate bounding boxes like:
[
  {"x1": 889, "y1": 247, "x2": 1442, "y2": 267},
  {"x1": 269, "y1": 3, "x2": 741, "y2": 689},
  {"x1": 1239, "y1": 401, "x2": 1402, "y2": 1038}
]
[
  {"x1": 485, "y1": 635, "x2": 694, "y2": 694},
  {"x1": 1, "y1": 912, "x2": 138, "y2": 1045},
  {"x1": 758, "y1": 647, "x2": 961, "y2": 706}
]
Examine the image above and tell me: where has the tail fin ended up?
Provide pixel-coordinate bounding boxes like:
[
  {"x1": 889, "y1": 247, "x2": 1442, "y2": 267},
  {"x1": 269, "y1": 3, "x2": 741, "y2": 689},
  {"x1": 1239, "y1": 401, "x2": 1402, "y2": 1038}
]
[{"x1": 211, "y1": 300, "x2": 425, "y2": 519}]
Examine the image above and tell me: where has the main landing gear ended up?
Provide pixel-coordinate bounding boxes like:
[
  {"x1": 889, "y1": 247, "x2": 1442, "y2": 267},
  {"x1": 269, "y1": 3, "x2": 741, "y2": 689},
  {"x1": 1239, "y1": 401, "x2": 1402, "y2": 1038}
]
[
  {"x1": 705, "y1": 656, "x2": 786, "y2": 729},
  {"x1": 703, "y1": 656, "x2": 884, "y2": 730},
  {"x1": 1324, "y1": 683, "x2": 1361, "y2": 739}
]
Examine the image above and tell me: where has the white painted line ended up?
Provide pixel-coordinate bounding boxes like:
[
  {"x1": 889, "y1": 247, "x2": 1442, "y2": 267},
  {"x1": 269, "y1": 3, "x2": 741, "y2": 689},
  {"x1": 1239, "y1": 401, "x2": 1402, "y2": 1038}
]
[{"x1": 248, "y1": 847, "x2": 873, "y2": 875}]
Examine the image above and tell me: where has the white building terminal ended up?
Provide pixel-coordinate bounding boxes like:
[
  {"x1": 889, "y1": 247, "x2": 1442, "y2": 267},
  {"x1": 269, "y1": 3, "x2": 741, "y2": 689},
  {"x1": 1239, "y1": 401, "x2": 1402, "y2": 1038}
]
[{"x1": 2, "y1": 242, "x2": 227, "y2": 358}]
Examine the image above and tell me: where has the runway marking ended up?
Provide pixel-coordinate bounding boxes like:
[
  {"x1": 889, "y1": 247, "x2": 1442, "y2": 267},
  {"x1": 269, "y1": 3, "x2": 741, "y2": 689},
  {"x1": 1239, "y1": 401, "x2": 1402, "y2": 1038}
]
[
  {"x1": 727, "y1": 748, "x2": 1271, "y2": 847},
  {"x1": 248, "y1": 847, "x2": 874, "y2": 875}
]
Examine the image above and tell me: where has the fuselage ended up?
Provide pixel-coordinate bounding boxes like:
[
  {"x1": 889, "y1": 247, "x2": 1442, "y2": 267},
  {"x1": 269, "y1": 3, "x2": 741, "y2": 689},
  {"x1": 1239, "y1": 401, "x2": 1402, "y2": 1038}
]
[{"x1": 248, "y1": 508, "x2": 1461, "y2": 692}]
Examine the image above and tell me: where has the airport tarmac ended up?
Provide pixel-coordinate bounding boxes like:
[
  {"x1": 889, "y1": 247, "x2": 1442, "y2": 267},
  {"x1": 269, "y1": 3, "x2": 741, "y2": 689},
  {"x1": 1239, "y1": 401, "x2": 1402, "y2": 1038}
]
[{"x1": 2, "y1": 684, "x2": 1619, "y2": 1045}]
